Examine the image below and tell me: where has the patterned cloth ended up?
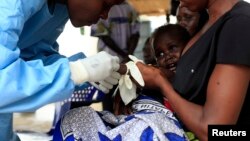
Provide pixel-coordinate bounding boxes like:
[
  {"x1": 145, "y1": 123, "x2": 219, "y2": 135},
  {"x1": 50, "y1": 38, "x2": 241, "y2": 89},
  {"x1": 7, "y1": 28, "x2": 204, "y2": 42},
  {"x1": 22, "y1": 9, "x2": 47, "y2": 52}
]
[
  {"x1": 53, "y1": 95, "x2": 188, "y2": 141},
  {"x1": 62, "y1": 82, "x2": 106, "y2": 105}
]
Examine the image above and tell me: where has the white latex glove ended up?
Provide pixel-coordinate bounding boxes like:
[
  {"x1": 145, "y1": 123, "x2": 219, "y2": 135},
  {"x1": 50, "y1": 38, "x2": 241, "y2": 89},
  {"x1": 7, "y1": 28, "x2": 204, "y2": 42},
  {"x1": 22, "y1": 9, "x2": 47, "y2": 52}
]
[
  {"x1": 98, "y1": 71, "x2": 121, "y2": 93},
  {"x1": 69, "y1": 51, "x2": 120, "y2": 85},
  {"x1": 112, "y1": 55, "x2": 145, "y2": 105}
]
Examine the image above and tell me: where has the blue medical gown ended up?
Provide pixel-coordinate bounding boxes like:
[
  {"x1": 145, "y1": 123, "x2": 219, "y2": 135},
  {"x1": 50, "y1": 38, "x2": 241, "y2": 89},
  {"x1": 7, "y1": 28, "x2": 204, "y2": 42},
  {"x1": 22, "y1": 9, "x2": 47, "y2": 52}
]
[{"x1": 0, "y1": 0, "x2": 78, "y2": 140}]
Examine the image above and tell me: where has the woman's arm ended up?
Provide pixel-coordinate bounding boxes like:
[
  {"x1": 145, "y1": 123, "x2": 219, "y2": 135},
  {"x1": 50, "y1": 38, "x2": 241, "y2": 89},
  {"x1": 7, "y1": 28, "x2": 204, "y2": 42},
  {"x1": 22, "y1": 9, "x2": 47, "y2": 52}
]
[{"x1": 137, "y1": 63, "x2": 250, "y2": 141}]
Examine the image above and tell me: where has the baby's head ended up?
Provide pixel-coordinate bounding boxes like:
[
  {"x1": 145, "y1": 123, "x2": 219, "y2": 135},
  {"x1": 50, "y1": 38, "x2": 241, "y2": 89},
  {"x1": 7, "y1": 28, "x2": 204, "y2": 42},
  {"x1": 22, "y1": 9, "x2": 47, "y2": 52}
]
[{"x1": 152, "y1": 24, "x2": 190, "y2": 71}]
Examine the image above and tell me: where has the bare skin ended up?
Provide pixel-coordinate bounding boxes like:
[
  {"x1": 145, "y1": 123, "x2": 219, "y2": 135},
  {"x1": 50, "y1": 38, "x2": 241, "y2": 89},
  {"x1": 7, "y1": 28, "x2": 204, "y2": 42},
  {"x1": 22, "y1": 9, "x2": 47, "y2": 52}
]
[
  {"x1": 137, "y1": 63, "x2": 249, "y2": 141},
  {"x1": 154, "y1": 33, "x2": 185, "y2": 72},
  {"x1": 55, "y1": 0, "x2": 124, "y2": 27},
  {"x1": 136, "y1": 0, "x2": 250, "y2": 141},
  {"x1": 182, "y1": 0, "x2": 238, "y2": 54},
  {"x1": 176, "y1": 6, "x2": 200, "y2": 36}
]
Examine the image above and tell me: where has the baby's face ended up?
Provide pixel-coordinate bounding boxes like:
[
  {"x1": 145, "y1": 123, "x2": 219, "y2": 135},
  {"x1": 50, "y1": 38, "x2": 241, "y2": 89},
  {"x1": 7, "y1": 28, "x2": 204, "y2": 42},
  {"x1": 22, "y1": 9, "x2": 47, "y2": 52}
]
[{"x1": 154, "y1": 34, "x2": 185, "y2": 71}]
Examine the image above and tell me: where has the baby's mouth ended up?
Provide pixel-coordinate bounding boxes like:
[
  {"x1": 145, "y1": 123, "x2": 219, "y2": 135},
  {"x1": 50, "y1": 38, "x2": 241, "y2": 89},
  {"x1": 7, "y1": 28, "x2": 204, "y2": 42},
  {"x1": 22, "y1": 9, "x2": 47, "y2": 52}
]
[
  {"x1": 166, "y1": 63, "x2": 176, "y2": 69},
  {"x1": 165, "y1": 58, "x2": 177, "y2": 69}
]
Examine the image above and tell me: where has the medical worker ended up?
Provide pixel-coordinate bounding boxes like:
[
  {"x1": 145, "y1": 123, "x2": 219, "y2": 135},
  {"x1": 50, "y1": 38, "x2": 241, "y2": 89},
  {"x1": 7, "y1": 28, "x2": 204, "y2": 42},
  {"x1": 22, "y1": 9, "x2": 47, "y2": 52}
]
[{"x1": 0, "y1": 0, "x2": 124, "y2": 140}]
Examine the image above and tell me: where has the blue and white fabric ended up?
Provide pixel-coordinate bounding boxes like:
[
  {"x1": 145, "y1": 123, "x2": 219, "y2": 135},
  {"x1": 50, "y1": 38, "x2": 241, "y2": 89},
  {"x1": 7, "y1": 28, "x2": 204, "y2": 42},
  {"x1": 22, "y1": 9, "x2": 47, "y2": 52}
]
[{"x1": 53, "y1": 95, "x2": 188, "y2": 141}]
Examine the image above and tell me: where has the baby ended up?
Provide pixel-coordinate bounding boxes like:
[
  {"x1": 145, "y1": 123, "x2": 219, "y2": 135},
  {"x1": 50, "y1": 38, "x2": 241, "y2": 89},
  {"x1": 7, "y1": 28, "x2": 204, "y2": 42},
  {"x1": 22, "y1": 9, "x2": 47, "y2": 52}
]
[
  {"x1": 152, "y1": 24, "x2": 190, "y2": 81},
  {"x1": 114, "y1": 24, "x2": 191, "y2": 114}
]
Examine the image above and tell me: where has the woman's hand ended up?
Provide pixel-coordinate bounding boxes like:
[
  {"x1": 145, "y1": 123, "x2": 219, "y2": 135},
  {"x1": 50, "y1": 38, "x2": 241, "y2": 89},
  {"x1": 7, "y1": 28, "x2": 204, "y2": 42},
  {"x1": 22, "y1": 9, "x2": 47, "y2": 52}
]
[{"x1": 136, "y1": 62, "x2": 167, "y2": 89}]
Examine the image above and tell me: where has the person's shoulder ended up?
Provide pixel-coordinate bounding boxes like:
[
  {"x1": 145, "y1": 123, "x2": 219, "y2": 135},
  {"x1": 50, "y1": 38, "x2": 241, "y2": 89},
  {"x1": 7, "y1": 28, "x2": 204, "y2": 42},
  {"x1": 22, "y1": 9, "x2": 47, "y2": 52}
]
[
  {"x1": 1, "y1": 0, "x2": 46, "y2": 9},
  {"x1": 221, "y1": 1, "x2": 250, "y2": 28},
  {"x1": 229, "y1": 1, "x2": 250, "y2": 18}
]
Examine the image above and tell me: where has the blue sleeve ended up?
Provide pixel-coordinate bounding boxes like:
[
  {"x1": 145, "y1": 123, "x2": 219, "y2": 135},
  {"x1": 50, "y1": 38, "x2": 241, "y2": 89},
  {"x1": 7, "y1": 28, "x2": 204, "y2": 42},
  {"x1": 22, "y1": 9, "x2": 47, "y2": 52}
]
[{"x1": 0, "y1": 0, "x2": 75, "y2": 112}]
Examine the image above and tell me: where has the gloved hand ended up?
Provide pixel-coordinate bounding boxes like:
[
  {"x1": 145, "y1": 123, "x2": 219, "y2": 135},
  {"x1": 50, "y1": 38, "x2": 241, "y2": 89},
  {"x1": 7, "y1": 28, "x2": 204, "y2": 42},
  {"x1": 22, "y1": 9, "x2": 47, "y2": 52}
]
[
  {"x1": 69, "y1": 51, "x2": 120, "y2": 85},
  {"x1": 98, "y1": 71, "x2": 121, "y2": 93}
]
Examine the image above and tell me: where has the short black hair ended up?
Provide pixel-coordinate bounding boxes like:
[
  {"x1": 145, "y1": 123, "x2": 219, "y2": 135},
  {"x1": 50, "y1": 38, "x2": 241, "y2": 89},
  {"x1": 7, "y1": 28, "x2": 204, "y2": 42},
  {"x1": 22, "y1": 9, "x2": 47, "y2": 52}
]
[{"x1": 152, "y1": 24, "x2": 191, "y2": 48}]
